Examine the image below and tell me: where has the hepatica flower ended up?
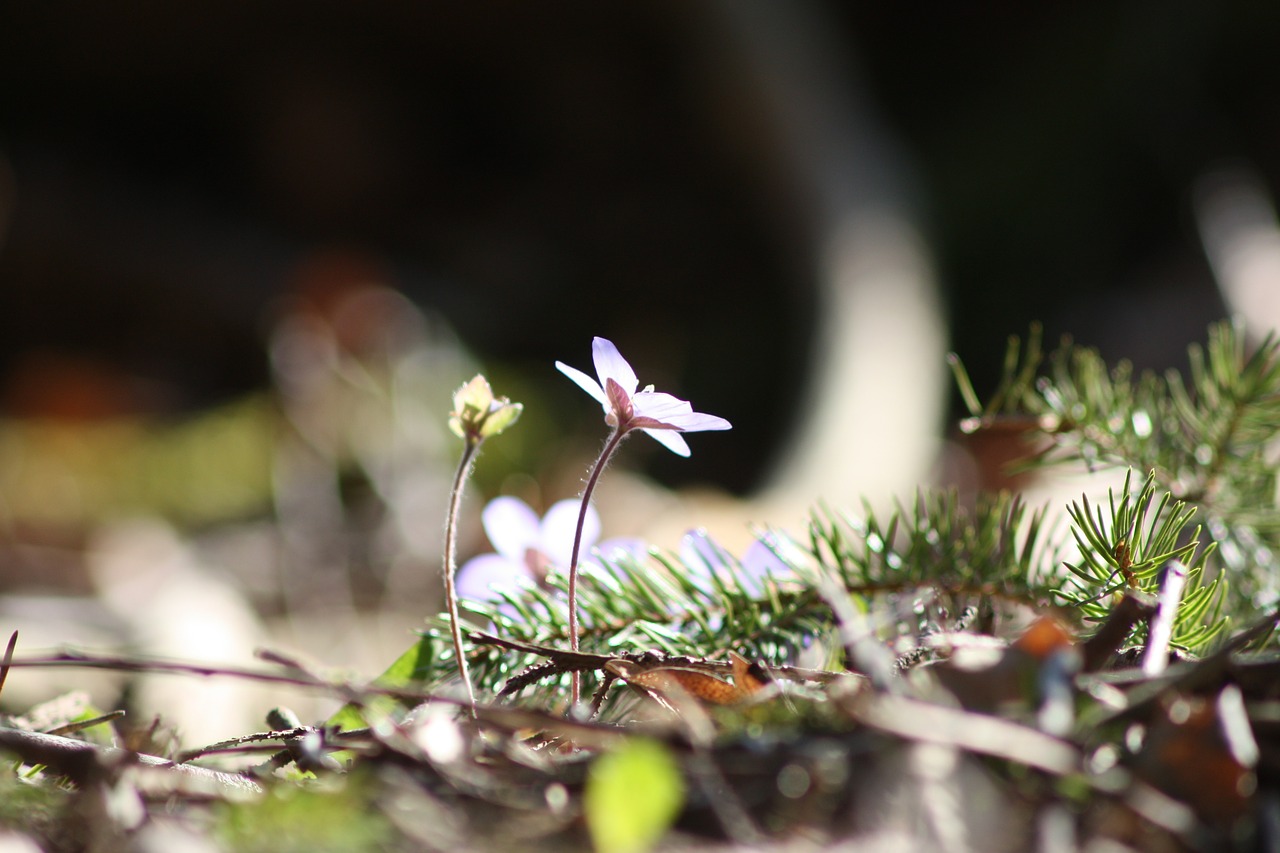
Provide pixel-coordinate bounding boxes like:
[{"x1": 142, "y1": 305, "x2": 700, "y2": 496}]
[
  {"x1": 555, "y1": 336, "x2": 732, "y2": 706},
  {"x1": 555, "y1": 337, "x2": 731, "y2": 457},
  {"x1": 457, "y1": 496, "x2": 597, "y2": 605},
  {"x1": 457, "y1": 496, "x2": 645, "y2": 610}
]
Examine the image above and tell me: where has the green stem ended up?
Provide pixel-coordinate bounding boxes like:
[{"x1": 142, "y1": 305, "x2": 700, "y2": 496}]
[
  {"x1": 443, "y1": 438, "x2": 482, "y2": 712},
  {"x1": 567, "y1": 426, "x2": 628, "y2": 707}
]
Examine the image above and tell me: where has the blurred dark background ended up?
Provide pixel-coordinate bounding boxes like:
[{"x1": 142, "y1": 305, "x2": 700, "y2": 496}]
[
  {"x1": 0, "y1": 0, "x2": 1276, "y2": 498},
  {"x1": 5, "y1": 1, "x2": 1280, "y2": 740}
]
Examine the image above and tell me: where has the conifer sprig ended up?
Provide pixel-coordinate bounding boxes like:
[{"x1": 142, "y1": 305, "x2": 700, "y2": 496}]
[
  {"x1": 1057, "y1": 468, "x2": 1227, "y2": 651},
  {"x1": 951, "y1": 322, "x2": 1280, "y2": 496},
  {"x1": 952, "y1": 320, "x2": 1280, "y2": 623},
  {"x1": 805, "y1": 490, "x2": 1060, "y2": 611}
]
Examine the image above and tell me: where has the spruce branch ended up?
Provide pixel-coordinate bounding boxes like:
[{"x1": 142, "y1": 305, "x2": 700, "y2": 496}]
[
  {"x1": 805, "y1": 489, "x2": 1062, "y2": 614},
  {"x1": 952, "y1": 322, "x2": 1280, "y2": 496},
  {"x1": 1056, "y1": 469, "x2": 1226, "y2": 652},
  {"x1": 953, "y1": 320, "x2": 1280, "y2": 627}
]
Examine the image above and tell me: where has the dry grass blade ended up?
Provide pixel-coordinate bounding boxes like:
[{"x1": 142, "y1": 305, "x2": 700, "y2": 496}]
[
  {"x1": 44, "y1": 709, "x2": 126, "y2": 736},
  {"x1": 0, "y1": 630, "x2": 17, "y2": 700},
  {"x1": 849, "y1": 693, "x2": 1080, "y2": 776},
  {"x1": 1143, "y1": 560, "x2": 1188, "y2": 675}
]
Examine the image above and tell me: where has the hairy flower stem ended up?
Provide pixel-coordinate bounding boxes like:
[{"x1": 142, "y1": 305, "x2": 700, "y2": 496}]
[
  {"x1": 443, "y1": 439, "x2": 482, "y2": 713},
  {"x1": 567, "y1": 426, "x2": 628, "y2": 706}
]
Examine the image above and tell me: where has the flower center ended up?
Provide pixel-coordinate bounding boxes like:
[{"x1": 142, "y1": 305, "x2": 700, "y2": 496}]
[{"x1": 523, "y1": 547, "x2": 555, "y2": 586}]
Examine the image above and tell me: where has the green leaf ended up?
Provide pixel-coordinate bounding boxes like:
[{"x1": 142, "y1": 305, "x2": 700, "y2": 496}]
[
  {"x1": 585, "y1": 738, "x2": 685, "y2": 853},
  {"x1": 327, "y1": 634, "x2": 437, "y2": 732}
]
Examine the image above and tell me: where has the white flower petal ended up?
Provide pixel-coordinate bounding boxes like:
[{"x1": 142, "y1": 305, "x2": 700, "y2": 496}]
[
  {"x1": 631, "y1": 392, "x2": 693, "y2": 421},
  {"x1": 642, "y1": 427, "x2": 691, "y2": 456},
  {"x1": 481, "y1": 496, "x2": 541, "y2": 561},
  {"x1": 540, "y1": 498, "x2": 599, "y2": 567},
  {"x1": 633, "y1": 392, "x2": 730, "y2": 432},
  {"x1": 555, "y1": 361, "x2": 608, "y2": 407},
  {"x1": 660, "y1": 411, "x2": 733, "y2": 432},
  {"x1": 592, "y1": 337, "x2": 638, "y2": 394}
]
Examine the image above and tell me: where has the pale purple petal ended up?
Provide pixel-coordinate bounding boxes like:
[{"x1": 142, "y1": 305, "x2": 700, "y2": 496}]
[
  {"x1": 681, "y1": 529, "x2": 731, "y2": 570},
  {"x1": 595, "y1": 537, "x2": 649, "y2": 563},
  {"x1": 455, "y1": 554, "x2": 528, "y2": 603},
  {"x1": 581, "y1": 537, "x2": 645, "y2": 584},
  {"x1": 591, "y1": 337, "x2": 638, "y2": 395},
  {"x1": 481, "y1": 496, "x2": 541, "y2": 561},
  {"x1": 586, "y1": 537, "x2": 649, "y2": 580},
  {"x1": 742, "y1": 539, "x2": 793, "y2": 575},
  {"x1": 679, "y1": 529, "x2": 728, "y2": 592},
  {"x1": 555, "y1": 361, "x2": 608, "y2": 407},
  {"x1": 739, "y1": 540, "x2": 790, "y2": 597},
  {"x1": 642, "y1": 427, "x2": 691, "y2": 456},
  {"x1": 540, "y1": 498, "x2": 599, "y2": 567}
]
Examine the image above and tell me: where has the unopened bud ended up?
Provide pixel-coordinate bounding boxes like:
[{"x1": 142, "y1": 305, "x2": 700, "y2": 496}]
[{"x1": 449, "y1": 374, "x2": 523, "y2": 442}]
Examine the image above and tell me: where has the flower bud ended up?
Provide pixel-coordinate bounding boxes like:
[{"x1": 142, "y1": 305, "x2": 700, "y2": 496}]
[{"x1": 449, "y1": 374, "x2": 523, "y2": 442}]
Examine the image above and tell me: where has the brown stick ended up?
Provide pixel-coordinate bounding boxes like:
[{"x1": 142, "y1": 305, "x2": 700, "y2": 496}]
[
  {"x1": 0, "y1": 726, "x2": 262, "y2": 796},
  {"x1": 1080, "y1": 589, "x2": 1156, "y2": 672},
  {"x1": 466, "y1": 627, "x2": 847, "y2": 685}
]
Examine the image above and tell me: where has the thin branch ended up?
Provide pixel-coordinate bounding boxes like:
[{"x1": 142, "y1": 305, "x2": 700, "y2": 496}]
[
  {"x1": 467, "y1": 628, "x2": 846, "y2": 685},
  {"x1": 0, "y1": 726, "x2": 263, "y2": 797},
  {"x1": 1080, "y1": 590, "x2": 1156, "y2": 672},
  {"x1": 176, "y1": 724, "x2": 343, "y2": 765},
  {"x1": 0, "y1": 649, "x2": 448, "y2": 710}
]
